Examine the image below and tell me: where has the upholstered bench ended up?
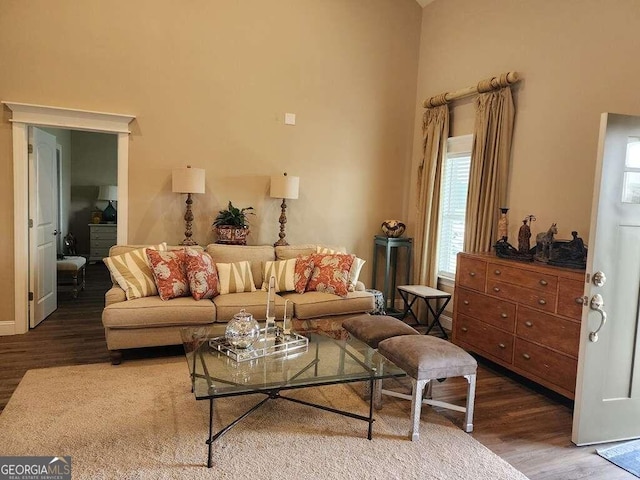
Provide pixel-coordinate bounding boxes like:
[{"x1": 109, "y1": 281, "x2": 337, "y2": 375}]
[
  {"x1": 57, "y1": 256, "x2": 87, "y2": 299},
  {"x1": 343, "y1": 314, "x2": 477, "y2": 441},
  {"x1": 342, "y1": 314, "x2": 420, "y2": 408},
  {"x1": 378, "y1": 335, "x2": 477, "y2": 440},
  {"x1": 342, "y1": 314, "x2": 420, "y2": 349}
]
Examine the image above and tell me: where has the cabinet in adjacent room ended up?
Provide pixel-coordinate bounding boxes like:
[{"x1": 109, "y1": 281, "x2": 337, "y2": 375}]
[
  {"x1": 453, "y1": 252, "x2": 585, "y2": 399},
  {"x1": 88, "y1": 224, "x2": 117, "y2": 262}
]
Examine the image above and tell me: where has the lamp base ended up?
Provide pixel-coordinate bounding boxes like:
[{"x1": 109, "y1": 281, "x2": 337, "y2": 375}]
[
  {"x1": 274, "y1": 198, "x2": 289, "y2": 247},
  {"x1": 102, "y1": 201, "x2": 117, "y2": 223}
]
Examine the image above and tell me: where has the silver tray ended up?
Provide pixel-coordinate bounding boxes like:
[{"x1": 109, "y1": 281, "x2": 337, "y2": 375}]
[{"x1": 208, "y1": 330, "x2": 309, "y2": 362}]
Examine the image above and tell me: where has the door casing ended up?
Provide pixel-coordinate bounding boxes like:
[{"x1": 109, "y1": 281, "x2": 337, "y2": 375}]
[{"x1": 2, "y1": 101, "x2": 135, "y2": 336}]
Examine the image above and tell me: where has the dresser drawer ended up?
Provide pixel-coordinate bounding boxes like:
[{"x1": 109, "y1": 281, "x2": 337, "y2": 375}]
[
  {"x1": 92, "y1": 238, "x2": 117, "y2": 249},
  {"x1": 457, "y1": 255, "x2": 487, "y2": 292},
  {"x1": 487, "y1": 280, "x2": 556, "y2": 313},
  {"x1": 456, "y1": 288, "x2": 516, "y2": 331},
  {"x1": 557, "y1": 278, "x2": 585, "y2": 320},
  {"x1": 514, "y1": 339, "x2": 577, "y2": 393},
  {"x1": 90, "y1": 247, "x2": 111, "y2": 259},
  {"x1": 488, "y1": 262, "x2": 557, "y2": 292},
  {"x1": 90, "y1": 231, "x2": 117, "y2": 241},
  {"x1": 516, "y1": 306, "x2": 580, "y2": 357},
  {"x1": 456, "y1": 314, "x2": 514, "y2": 363}
]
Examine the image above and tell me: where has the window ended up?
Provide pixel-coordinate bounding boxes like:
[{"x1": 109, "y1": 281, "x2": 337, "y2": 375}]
[{"x1": 437, "y1": 135, "x2": 473, "y2": 279}]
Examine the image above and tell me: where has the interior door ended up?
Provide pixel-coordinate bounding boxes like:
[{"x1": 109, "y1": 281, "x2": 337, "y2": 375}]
[
  {"x1": 29, "y1": 127, "x2": 58, "y2": 327},
  {"x1": 572, "y1": 113, "x2": 640, "y2": 445}
]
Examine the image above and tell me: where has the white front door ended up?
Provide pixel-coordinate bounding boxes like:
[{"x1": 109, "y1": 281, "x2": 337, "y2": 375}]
[
  {"x1": 572, "y1": 113, "x2": 640, "y2": 445},
  {"x1": 29, "y1": 127, "x2": 58, "y2": 328}
]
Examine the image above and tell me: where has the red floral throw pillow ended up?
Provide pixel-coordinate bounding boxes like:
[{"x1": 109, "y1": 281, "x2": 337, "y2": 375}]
[
  {"x1": 146, "y1": 249, "x2": 190, "y2": 301},
  {"x1": 305, "y1": 253, "x2": 355, "y2": 297},
  {"x1": 184, "y1": 248, "x2": 219, "y2": 300},
  {"x1": 294, "y1": 254, "x2": 315, "y2": 294}
]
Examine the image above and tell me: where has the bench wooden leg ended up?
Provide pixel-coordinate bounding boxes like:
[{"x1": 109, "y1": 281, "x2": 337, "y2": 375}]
[
  {"x1": 464, "y1": 373, "x2": 476, "y2": 433},
  {"x1": 410, "y1": 378, "x2": 428, "y2": 441}
]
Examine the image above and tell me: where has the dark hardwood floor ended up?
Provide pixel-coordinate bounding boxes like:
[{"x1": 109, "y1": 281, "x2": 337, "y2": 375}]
[{"x1": 0, "y1": 263, "x2": 632, "y2": 479}]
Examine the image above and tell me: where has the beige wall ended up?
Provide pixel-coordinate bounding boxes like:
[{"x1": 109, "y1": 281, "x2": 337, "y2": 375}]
[
  {"x1": 409, "y1": 0, "x2": 640, "y2": 247},
  {"x1": 0, "y1": 1, "x2": 421, "y2": 326}
]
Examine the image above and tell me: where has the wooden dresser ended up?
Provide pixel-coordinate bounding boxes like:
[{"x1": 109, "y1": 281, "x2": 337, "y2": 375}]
[
  {"x1": 89, "y1": 223, "x2": 117, "y2": 262},
  {"x1": 453, "y1": 252, "x2": 586, "y2": 399}
]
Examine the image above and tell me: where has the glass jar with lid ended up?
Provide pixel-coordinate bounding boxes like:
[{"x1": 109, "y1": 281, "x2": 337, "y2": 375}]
[{"x1": 225, "y1": 309, "x2": 260, "y2": 349}]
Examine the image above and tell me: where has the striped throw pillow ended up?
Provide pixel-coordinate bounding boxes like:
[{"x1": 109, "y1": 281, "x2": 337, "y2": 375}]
[
  {"x1": 103, "y1": 243, "x2": 168, "y2": 300},
  {"x1": 261, "y1": 258, "x2": 296, "y2": 293},
  {"x1": 315, "y1": 245, "x2": 365, "y2": 291},
  {"x1": 216, "y1": 261, "x2": 257, "y2": 294}
]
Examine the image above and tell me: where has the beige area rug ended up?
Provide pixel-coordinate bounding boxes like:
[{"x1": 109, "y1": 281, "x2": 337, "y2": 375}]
[{"x1": 0, "y1": 358, "x2": 528, "y2": 480}]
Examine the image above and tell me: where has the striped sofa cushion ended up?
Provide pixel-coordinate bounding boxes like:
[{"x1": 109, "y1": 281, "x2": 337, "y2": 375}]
[
  {"x1": 216, "y1": 261, "x2": 257, "y2": 295},
  {"x1": 103, "y1": 243, "x2": 167, "y2": 300}
]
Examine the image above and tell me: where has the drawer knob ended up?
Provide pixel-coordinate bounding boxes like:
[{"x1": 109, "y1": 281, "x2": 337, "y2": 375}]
[
  {"x1": 494, "y1": 269, "x2": 501, "y2": 275},
  {"x1": 461, "y1": 327, "x2": 468, "y2": 332},
  {"x1": 498, "y1": 343, "x2": 506, "y2": 349},
  {"x1": 463, "y1": 300, "x2": 469, "y2": 305},
  {"x1": 500, "y1": 313, "x2": 508, "y2": 318},
  {"x1": 575, "y1": 297, "x2": 585, "y2": 305},
  {"x1": 538, "y1": 299, "x2": 547, "y2": 305},
  {"x1": 539, "y1": 279, "x2": 548, "y2": 286},
  {"x1": 522, "y1": 353, "x2": 531, "y2": 360},
  {"x1": 469, "y1": 272, "x2": 476, "y2": 277},
  {"x1": 525, "y1": 321, "x2": 533, "y2": 327},
  {"x1": 493, "y1": 287, "x2": 501, "y2": 292}
]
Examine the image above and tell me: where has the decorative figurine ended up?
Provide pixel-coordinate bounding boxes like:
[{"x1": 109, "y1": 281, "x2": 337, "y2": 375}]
[
  {"x1": 518, "y1": 215, "x2": 535, "y2": 253},
  {"x1": 498, "y1": 207, "x2": 509, "y2": 241},
  {"x1": 548, "y1": 231, "x2": 587, "y2": 269},
  {"x1": 534, "y1": 223, "x2": 558, "y2": 263}
]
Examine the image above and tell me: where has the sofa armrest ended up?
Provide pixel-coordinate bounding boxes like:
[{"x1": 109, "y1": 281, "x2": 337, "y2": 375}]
[
  {"x1": 354, "y1": 281, "x2": 366, "y2": 292},
  {"x1": 105, "y1": 286, "x2": 126, "y2": 306}
]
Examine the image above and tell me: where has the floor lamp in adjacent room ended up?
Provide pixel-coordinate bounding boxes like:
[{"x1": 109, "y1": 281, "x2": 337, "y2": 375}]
[
  {"x1": 270, "y1": 173, "x2": 299, "y2": 247},
  {"x1": 172, "y1": 166, "x2": 206, "y2": 246}
]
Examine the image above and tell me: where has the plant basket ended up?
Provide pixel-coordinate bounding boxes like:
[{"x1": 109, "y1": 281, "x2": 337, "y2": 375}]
[{"x1": 215, "y1": 225, "x2": 250, "y2": 245}]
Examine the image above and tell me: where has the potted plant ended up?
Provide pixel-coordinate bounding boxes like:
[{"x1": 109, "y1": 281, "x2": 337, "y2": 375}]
[{"x1": 213, "y1": 201, "x2": 255, "y2": 245}]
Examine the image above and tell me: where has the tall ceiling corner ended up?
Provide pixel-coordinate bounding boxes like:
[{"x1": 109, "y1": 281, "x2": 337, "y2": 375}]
[{"x1": 415, "y1": 0, "x2": 435, "y2": 7}]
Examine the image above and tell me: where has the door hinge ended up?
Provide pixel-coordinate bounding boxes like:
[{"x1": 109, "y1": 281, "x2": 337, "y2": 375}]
[
  {"x1": 28, "y1": 291, "x2": 34, "y2": 301},
  {"x1": 28, "y1": 218, "x2": 33, "y2": 228},
  {"x1": 28, "y1": 143, "x2": 33, "y2": 154}
]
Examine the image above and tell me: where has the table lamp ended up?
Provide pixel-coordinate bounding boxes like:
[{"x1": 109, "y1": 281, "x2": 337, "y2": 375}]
[
  {"x1": 98, "y1": 185, "x2": 118, "y2": 223},
  {"x1": 172, "y1": 166, "x2": 206, "y2": 246},
  {"x1": 270, "y1": 172, "x2": 299, "y2": 246}
]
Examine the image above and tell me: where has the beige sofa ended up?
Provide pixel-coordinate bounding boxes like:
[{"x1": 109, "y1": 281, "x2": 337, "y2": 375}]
[{"x1": 102, "y1": 243, "x2": 374, "y2": 364}]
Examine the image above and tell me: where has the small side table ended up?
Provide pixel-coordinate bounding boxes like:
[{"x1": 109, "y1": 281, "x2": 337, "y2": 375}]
[
  {"x1": 371, "y1": 235, "x2": 412, "y2": 316},
  {"x1": 365, "y1": 288, "x2": 386, "y2": 315},
  {"x1": 397, "y1": 285, "x2": 451, "y2": 339}
]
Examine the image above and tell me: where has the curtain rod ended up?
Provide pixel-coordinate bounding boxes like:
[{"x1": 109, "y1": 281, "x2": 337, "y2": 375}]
[{"x1": 423, "y1": 71, "x2": 520, "y2": 108}]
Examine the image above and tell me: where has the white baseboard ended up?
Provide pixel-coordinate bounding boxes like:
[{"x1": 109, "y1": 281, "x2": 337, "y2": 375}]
[{"x1": 0, "y1": 320, "x2": 18, "y2": 336}]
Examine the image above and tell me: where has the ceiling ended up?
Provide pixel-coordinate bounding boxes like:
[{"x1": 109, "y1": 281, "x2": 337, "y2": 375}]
[{"x1": 415, "y1": 0, "x2": 435, "y2": 7}]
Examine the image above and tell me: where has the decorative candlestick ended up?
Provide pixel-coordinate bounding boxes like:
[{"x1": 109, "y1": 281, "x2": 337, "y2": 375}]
[
  {"x1": 282, "y1": 299, "x2": 291, "y2": 338},
  {"x1": 265, "y1": 276, "x2": 276, "y2": 337}
]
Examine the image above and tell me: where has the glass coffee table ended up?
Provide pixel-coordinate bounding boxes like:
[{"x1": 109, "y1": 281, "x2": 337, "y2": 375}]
[{"x1": 181, "y1": 327, "x2": 406, "y2": 468}]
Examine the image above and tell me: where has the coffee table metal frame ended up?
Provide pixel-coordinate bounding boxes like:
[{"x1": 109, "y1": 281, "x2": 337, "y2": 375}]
[{"x1": 182, "y1": 329, "x2": 405, "y2": 468}]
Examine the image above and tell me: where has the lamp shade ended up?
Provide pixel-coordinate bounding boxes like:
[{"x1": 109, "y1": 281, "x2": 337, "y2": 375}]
[
  {"x1": 172, "y1": 166, "x2": 205, "y2": 194},
  {"x1": 98, "y1": 185, "x2": 118, "y2": 202},
  {"x1": 270, "y1": 174, "x2": 299, "y2": 200}
]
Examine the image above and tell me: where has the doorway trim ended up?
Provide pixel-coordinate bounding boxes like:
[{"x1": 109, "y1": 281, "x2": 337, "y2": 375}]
[{"x1": 2, "y1": 101, "x2": 135, "y2": 335}]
